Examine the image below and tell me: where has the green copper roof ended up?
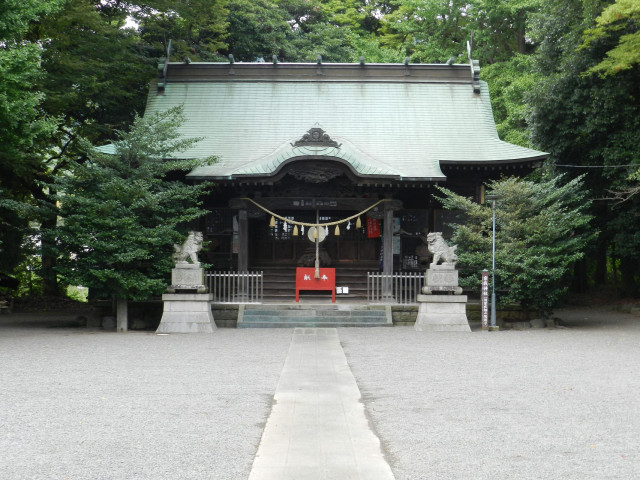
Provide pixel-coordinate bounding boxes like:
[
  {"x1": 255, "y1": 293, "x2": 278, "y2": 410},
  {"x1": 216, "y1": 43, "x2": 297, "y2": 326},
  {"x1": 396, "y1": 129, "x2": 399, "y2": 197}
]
[{"x1": 141, "y1": 62, "x2": 547, "y2": 181}]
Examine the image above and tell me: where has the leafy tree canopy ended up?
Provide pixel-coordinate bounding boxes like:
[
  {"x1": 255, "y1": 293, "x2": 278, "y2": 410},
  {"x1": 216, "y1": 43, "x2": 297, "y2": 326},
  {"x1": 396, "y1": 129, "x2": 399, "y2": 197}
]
[
  {"x1": 582, "y1": 0, "x2": 640, "y2": 76},
  {"x1": 136, "y1": 0, "x2": 230, "y2": 60},
  {"x1": 0, "y1": 0, "x2": 63, "y2": 275},
  {"x1": 481, "y1": 54, "x2": 539, "y2": 147}
]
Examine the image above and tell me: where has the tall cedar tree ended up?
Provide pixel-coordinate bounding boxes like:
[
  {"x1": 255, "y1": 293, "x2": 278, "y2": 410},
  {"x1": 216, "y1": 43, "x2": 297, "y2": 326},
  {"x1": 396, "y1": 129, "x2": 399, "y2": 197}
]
[
  {"x1": 53, "y1": 107, "x2": 214, "y2": 327},
  {"x1": 436, "y1": 174, "x2": 596, "y2": 317}
]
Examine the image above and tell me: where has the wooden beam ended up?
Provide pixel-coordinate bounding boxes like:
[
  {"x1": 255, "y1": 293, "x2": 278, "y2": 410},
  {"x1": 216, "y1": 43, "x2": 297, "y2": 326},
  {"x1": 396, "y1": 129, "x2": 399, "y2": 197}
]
[{"x1": 230, "y1": 197, "x2": 403, "y2": 212}]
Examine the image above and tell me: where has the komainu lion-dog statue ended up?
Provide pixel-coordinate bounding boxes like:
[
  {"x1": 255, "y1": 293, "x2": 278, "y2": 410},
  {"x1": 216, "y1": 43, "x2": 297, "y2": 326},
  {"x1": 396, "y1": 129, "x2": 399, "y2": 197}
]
[
  {"x1": 173, "y1": 231, "x2": 203, "y2": 265},
  {"x1": 426, "y1": 232, "x2": 458, "y2": 266}
]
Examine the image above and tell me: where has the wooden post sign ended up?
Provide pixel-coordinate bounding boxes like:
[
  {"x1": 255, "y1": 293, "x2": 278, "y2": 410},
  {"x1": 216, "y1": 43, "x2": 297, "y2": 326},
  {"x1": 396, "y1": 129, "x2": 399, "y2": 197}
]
[
  {"x1": 296, "y1": 267, "x2": 336, "y2": 302},
  {"x1": 481, "y1": 270, "x2": 489, "y2": 330}
]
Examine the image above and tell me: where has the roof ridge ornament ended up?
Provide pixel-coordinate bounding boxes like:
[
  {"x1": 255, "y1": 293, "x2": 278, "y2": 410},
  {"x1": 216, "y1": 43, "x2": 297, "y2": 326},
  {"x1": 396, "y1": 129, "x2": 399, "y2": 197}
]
[
  {"x1": 157, "y1": 39, "x2": 172, "y2": 93},
  {"x1": 467, "y1": 40, "x2": 481, "y2": 94},
  {"x1": 291, "y1": 127, "x2": 342, "y2": 148}
]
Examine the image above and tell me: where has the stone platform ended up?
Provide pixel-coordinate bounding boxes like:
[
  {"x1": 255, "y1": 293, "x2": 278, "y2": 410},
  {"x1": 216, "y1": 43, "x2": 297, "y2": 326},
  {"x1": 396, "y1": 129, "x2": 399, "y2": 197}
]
[
  {"x1": 414, "y1": 294, "x2": 471, "y2": 332},
  {"x1": 156, "y1": 293, "x2": 216, "y2": 333}
]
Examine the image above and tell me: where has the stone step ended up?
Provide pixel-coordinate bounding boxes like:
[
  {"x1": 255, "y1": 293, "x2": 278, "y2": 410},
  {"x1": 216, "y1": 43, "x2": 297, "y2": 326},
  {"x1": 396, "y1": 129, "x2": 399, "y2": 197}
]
[
  {"x1": 238, "y1": 304, "x2": 391, "y2": 328},
  {"x1": 240, "y1": 316, "x2": 387, "y2": 324},
  {"x1": 244, "y1": 310, "x2": 386, "y2": 318},
  {"x1": 239, "y1": 321, "x2": 391, "y2": 328},
  {"x1": 242, "y1": 304, "x2": 385, "y2": 311}
]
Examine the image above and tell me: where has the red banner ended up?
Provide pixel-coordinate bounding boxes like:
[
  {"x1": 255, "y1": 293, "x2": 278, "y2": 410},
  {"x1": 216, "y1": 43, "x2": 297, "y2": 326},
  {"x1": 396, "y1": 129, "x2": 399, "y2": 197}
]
[{"x1": 366, "y1": 217, "x2": 381, "y2": 238}]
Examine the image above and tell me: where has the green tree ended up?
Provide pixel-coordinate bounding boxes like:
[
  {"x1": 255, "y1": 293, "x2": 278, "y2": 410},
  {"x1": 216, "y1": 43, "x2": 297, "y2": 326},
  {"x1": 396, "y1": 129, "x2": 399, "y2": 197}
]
[
  {"x1": 21, "y1": 0, "x2": 157, "y2": 295},
  {"x1": 225, "y1": 0, "x2": 296, "y2": 61},
  {"x1": 136, "y1": 0, "x2": 229, "y2": 61},
  {"x1": 528, "y1": 0, "x2": 640, "y2": 292},
  {"x1": 436, "y1": 174, "x2": 596, "y2": 316},
  {"x1": 257, "y1": 0, "x2": 397, "y2": 62},
  {"x1": 380, "y1": 0, "x2": 472, "y2": 63},
  {"x1": 0, "y1": 0, "x2": 62, "y2": 278},
  {"x1": 470, "y1": 0, "x2": 543, "y2": 63},
  {"x1": 481, "y1": 54, "x2": 540, "y2": 147},
  {"x1": 53, "y1": 107, "x2": 215, "y2": 330},
  {"x1": 582, "y1": 0, "x2": 640, "y2": 76}
]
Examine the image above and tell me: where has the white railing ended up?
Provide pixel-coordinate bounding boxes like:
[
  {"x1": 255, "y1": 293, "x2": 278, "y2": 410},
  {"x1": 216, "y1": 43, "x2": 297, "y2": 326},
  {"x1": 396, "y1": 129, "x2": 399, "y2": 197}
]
[
  {"x1": 205, "y1": 271, "x2": 263, "y2": 303},
  {"x1": 367, "y1": 271, "x2": 423, "y2": 304}
]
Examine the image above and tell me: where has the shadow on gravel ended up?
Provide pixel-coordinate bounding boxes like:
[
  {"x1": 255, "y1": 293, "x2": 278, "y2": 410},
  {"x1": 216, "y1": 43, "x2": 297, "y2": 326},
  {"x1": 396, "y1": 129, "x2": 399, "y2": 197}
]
[
  {"x1": 0, "y1": 312, "x2": 93, "y2": 330},
  {"x1": 554, "y1": 306, "x2": 640, "y2": 331}
]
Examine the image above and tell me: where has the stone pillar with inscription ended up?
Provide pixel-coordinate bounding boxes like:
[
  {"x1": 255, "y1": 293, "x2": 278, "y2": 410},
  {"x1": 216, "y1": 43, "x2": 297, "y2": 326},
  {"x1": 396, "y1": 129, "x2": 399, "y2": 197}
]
[
  {"x1": 156, "y1": 232, "x2": 216, "y2": 334},
  {"x1": 414, "y1": 233, "x2": 471, "y2": 332}
]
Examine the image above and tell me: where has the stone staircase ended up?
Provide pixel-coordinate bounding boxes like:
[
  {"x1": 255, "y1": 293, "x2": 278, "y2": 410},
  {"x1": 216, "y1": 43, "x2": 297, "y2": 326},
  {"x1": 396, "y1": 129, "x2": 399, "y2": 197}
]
[{"x1": 237, "y1": 304, "x2": 392, "y2": 328}]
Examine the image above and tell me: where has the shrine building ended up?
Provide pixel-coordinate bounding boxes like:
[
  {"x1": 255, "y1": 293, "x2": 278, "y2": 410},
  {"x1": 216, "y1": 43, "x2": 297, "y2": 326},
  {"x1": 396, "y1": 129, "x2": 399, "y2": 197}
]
[{"x1": 143, "y1": 56, "x2": 547, "y2": 303}]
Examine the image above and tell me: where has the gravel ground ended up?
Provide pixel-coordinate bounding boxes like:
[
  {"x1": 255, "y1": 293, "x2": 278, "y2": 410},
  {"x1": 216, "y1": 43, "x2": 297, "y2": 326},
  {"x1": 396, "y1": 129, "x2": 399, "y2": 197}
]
[
  {"x1": 340, "y1": 307, "x2": 640, "y2": 480},
  {"x1": 2, "y1": 307, "x2": 639, "y2": 480},
  {"x1": 0, "y1": 314, "x2": 292, "y2": 480}
]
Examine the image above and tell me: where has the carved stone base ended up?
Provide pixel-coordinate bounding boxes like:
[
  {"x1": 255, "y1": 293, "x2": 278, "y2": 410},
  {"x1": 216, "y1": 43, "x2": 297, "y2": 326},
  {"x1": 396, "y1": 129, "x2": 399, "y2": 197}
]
[
  {"x1": 414, "y1": 294, "x2": 471, "y2": 332},
  {"x1": 167, "y1": 265, "x2": 207, "y2": 293},
  {"x1": 422, "y1": 264, "x2": 463, "y2": 294},
  {"x1": 156, "y1": 293, "x2": 216, "y2": 333}
]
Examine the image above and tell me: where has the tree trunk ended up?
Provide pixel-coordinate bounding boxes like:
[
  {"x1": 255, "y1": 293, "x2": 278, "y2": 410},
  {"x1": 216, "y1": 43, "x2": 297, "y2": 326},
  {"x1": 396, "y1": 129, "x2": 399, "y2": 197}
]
[
  {"x1": 593, "y1": 204, "x2": 609, "y2": 286},
  {"x1": 35, "y1": 190, "x2": 60, "y2": 296},
  {"x1": 517, "y1": 25, "x2": 527, "y2": 54},
  {"x1": 571, "y1": 259, "x2": 588, "y2": 293},
  {"x1": 620, "y1": 259, "x2": 639, "y2": 296},
  {"x1": 116, "y1": 297, "x2": 128, "y2": 332}
]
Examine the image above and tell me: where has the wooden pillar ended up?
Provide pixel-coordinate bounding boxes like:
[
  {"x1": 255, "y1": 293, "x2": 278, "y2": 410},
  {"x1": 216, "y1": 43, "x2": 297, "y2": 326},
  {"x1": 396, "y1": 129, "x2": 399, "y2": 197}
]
[
  {"x1": 238, "y1": 209, "x2": 248, "y2": 272},
  {"x1": 383, "y1": 203, "x2": 394, "y2": 298}
]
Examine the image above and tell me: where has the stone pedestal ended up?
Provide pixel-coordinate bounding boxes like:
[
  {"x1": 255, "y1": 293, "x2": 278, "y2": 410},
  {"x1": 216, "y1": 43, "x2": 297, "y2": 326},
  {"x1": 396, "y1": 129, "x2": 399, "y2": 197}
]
[
  {"x1": 422, "y1": 264, "x2": 463, "y2": 295},
  {"x1": 166, "y1": 264, "x2": 207, "y2": 293},
  {"x1": 156, "y1": 293, "x2": 216, "y2": 333},
  {"x1": 414, "y1": 294, "x2": 471, "y2": 332}
]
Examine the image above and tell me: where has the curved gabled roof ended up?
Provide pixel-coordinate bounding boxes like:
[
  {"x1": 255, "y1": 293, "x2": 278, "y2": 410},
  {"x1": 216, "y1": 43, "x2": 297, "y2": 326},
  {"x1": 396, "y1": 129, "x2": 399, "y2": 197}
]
[
  {"x1": 230, "y1": 134, "x2": 403, "y2": 178},
  {"x1": 139, "y1": 62, "x2": 546, "y2": 181}
]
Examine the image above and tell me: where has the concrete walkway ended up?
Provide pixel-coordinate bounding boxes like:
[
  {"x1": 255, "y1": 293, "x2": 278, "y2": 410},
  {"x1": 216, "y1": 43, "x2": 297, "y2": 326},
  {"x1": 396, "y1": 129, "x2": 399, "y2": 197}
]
[{"x1": 249, "y1": 328, "x2": 394, "y2": 480}]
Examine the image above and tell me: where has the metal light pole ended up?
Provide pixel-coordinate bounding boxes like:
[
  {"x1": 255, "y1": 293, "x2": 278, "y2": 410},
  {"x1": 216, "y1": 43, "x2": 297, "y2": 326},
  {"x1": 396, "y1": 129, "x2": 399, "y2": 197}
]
[{"x1": 486, "y1": 193, "x2": 499, "y2": 331}]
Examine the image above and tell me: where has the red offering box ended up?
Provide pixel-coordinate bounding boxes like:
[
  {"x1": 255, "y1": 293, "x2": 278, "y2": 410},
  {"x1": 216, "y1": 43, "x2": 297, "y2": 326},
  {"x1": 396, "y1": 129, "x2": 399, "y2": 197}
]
[{"x1": 295, "y1": 268, "x2": 336, "y2": 302}]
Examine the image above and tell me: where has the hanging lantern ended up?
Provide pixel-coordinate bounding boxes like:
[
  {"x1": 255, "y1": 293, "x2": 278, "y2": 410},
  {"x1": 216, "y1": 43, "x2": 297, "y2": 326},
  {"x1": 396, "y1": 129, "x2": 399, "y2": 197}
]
[
  {"x1": 356, "y1": 216, "x2": 362, "y2": 229},
  {"x1": 334, "y1": 225, "x2": 340, "y2": 236},
  {"x1": 269, "y1": 216, "x2": 276, "y2": 227},
  {"x1": 293, "y1": 225, "x2": 299, "y2": 236}
]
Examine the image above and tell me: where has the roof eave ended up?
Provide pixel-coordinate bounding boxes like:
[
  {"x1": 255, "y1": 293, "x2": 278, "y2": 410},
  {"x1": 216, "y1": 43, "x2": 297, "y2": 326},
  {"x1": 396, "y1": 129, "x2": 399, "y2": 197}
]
[
  {"x1": 185, "y1": 172, "x2": 447, "y2": 183},
  {"x1": 439, "y1": 154, "x2": 548, "y2": 166}
]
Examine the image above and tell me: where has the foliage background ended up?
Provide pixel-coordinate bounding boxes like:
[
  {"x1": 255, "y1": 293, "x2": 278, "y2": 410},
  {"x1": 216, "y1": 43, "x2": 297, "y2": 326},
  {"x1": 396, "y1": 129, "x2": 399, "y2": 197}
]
[{"x1": 1, "y1": 0, "x2": 639, "y2": 300}]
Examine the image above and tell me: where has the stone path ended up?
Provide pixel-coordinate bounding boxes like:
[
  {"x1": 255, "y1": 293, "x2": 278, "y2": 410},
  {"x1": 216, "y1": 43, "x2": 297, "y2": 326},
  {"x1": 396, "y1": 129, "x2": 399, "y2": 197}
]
[{"x1": 249, "y1": 328, "x2": 395, "y2": 480}]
